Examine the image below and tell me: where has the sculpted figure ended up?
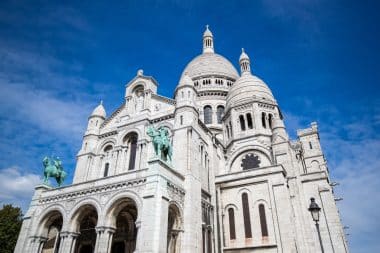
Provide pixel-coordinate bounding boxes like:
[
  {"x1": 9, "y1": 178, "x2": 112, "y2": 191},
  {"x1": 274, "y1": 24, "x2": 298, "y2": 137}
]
[
  {"x1": 42, "y1": 156, "x2": 67, "y2": 187},
  {"x1": 147, "y1": 125, "x2": 173, "y2": 163}
]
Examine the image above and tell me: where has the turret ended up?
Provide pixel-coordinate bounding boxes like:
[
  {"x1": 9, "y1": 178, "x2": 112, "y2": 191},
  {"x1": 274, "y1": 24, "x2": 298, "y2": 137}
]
[
  {"x1": 174, "y1": 73, "x2": 198, "y2": 127},
  {"x1": 86, "y1": 101, "x2": 106, "y2": 135},
  {"x1": 272, "y1": 114, "x2": 289, "y2": 143}
]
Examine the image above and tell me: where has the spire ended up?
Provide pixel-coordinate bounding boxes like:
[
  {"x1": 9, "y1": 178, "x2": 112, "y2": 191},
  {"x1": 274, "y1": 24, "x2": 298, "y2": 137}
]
[
  {"x1": 203, "y1": 25, "x2": 214, "y2": 53},
  {"x1": 239, "y1": 48, "x2": 251, "y2": 75}
]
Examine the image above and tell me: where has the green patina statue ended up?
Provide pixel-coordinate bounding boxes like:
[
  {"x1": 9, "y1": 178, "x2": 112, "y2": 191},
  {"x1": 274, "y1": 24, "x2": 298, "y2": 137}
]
[
  {"x1": 42, "y1": 156, "x2": 67, "y2": 187},
  {"x1": 147, "y1": 125, "x2": 173, "y2": 163}
]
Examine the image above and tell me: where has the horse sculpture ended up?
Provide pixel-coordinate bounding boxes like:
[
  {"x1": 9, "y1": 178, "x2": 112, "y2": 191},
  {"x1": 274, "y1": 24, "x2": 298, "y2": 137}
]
[
  {"x1": 43, "y1": 156, "x2": 67, "y2": 187},
  {"x1": 147, "y1": 126, "x2": 173, "y2": 163}
]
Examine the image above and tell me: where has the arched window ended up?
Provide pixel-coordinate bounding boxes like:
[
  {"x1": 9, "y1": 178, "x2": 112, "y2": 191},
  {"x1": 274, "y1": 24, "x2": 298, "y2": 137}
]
[
  {"x1": 239, "y1": 115, "x2": 246, "y2": 131},
  {"x1": 217, "y1": 105, "x2": 224, "y2": 124},
  {"x1": 259, "y1": 204, "x2": 268, "y2": 237},
  {"x1": 229, "y1": 121, "x2": 233, "y2": 138},
  {"x1": 309, "y1": 141, "x2": 313, "y2": 149},
  {"x1": 228, "y1": 208, "x2": 236, "y2": 240},
  {"x1": 262, "y1": 112, "x2": 266, "y2": 128},
  {"x1": 268, "y1": 114, "x2": 273, "y2": 129},
  {"x1": 128, "y1": 133, "x2": 138, "y2": 170},
  {"x1": 242, "y1": 193, "x2": 252, "y2": 238},
  {"x1": 104, "y1": 144, "x2": 113, "y2": 153},
  {"x1": 246, "y1": 113, "x2": 253, "y2": 129},
  {"x1": 226, "y1": 125, "x2": 230, "y2": 139},
  {"x1": 180, "y1": 115, "x2": 183, "y2": 125},
  {"x1": 104, "y1": 163, "x2": 109, "y2": 177},
  {"x1": 204, "y1": 106, "x2": 212, "y2": 124}
]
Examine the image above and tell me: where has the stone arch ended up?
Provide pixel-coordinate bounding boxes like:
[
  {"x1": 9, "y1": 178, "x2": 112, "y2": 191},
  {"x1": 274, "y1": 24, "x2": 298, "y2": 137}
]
[
  {"x1": 224, "y1": 203, "x2": 238, "y2": 212},
  {"x1": 237, "y1": 187, "x2": 252, "y2": 196},
  {"x1": 103, "y1": 191, "x2": 143, "y2": 224},
  {"x1": 104, "y1": 193, "x2": 140, "y2": 253},
  {"x1": 67, "y1": 198, "x2": 102, "y2": 231},
  {"x1": 34, "y1": 204, "x2": 66, "y2": 236},
  {"x1": 310, "y1": 160, "x2": 320, "y2": 171},
  {"x1": 68, "y1": 202, "x2": 99, "y2": 253},
  {"x1": 168, "y1": 201, "x2": 183, "y2": 229},
  {"x1": 252, "y1": 198, "x2": 270, "y2": 208},
  {"x1": 167, "y1": 203, "x2": 183, "y2": 253},
  {"x1": 130, "y1": 83, "x2": 145, "y2": 94},
  {"x1": 97, "y1": 138, "x2": 117, "y2": 154},
  {"x1": 118, "y1": 128, "x2": 143, "y2": 145},
  {"x1": 228, "y1": 146, "x2": 272, "y2": 172},
  {"x1": 37, "y1": 209, "x2": 64, "y2": 253}
]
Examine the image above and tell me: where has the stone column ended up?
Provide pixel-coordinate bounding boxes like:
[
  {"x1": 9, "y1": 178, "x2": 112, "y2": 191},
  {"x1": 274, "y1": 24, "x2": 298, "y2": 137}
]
[
  {"x1": 139, "y1": 143, "x2": 147, "y2": 170},
  {"x1": 120, "y1": 147, "x2": 127, "y2": 173},
  {"x1": 135, "y1": 144, "x2": 141, "y2": 170},
  {"x1": 134, "y1": 220, "x2": 142, "y2": 253},
  {"x1": 29, "y1": 236, "x2": 47, "y2": 253},
  {"x1": 95, "y1": 226, "x2": 116, "y2": 253},
  {"x1": 59, "y1": 231, "x2": 80, "y2": 253}
]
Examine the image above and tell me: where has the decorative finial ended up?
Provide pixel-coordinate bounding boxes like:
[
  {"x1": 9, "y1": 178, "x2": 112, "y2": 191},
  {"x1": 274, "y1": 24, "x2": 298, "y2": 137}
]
[
  {"x1": 206, "y1": 24, "x2": 209, "y2": 30},
  {"x1": 100, "y1": 100, "x2": 103, "y2": 105},
  {"x1": 242, "y1": 48, "x2": 245, "y2": 53},
  {"x1": 137, "y1": 69, "x2": 144, "y2": 76}
]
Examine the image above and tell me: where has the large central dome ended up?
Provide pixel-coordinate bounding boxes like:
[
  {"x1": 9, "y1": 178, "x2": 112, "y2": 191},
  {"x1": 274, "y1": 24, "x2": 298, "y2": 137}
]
[
  {"x1": 180, "y1": 26, "x2": 239, "y2": 81},
  {"x1": 181, "y1": 53, "x2": 239, "y2": 80}
]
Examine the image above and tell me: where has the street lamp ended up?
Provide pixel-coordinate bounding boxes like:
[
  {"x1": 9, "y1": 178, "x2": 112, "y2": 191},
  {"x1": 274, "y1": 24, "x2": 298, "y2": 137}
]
[{"x1": 308, "y1": 197, "x2": 324, "y2": 253}]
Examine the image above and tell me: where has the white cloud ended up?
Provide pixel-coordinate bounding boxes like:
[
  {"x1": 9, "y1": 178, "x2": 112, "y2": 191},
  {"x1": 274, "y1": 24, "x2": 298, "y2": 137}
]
[{"x1": 0, "y1": 167, "x2": 41, "y2": 212}]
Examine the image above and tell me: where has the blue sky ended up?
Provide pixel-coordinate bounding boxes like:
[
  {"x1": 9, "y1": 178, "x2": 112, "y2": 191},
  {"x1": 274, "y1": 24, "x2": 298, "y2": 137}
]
[{"x1": 0, "y1": 0, "x2": 379, "y2": 252}]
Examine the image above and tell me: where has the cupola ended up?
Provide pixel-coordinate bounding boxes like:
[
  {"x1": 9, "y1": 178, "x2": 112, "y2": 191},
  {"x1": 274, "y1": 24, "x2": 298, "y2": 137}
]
[{"x1": 203, "y1": 25, "x2": 214, "y2": 53}]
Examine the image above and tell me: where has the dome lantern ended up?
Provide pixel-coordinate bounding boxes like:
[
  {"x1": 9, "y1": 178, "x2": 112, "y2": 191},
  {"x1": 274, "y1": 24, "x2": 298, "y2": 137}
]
[
  {"x1": 239, "y1": 48, "x2": 251, "y2": 75},
  {"x1": 203, "y1": 25, "x2": 214, "y2": 54}
]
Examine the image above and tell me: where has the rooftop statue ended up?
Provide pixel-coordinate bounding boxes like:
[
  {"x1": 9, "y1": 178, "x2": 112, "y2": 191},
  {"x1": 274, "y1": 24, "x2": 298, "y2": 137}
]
[
  {"x1": 42, "y1": 156, "x2": 67, "y2": 187},
  {"x1": 147, "y1": 126, "x2": 173, "y2": 163}
]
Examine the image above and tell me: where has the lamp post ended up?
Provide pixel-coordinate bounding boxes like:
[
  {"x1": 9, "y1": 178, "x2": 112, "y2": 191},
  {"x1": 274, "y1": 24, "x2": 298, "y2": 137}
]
[{"x1": 308, "y1": 197, "x2": 324, "y2": 253}]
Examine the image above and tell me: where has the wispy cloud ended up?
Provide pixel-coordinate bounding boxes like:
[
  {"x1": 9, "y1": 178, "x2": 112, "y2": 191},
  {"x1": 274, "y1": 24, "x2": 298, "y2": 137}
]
[{"x1": 0, "y1": 167, "x2": 41, "y2": 211}]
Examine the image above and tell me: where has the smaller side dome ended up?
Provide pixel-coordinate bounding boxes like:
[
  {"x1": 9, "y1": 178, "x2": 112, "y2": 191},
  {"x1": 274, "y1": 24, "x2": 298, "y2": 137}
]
[
  {"x1": 178, "y1": 73, "x2": 194, "y2": 88},
  {"x1": 226, "y1": 50, "x2": 275, "y2": 110},
  {"x1": 91, "y1": 101, "x2": 106, "y2": 118}
]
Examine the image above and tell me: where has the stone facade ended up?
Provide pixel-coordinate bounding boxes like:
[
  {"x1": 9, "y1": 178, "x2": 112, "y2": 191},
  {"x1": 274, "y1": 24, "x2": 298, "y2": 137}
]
[{"x1": 15, "y1": 26, "x2": 349, "y2": 253}]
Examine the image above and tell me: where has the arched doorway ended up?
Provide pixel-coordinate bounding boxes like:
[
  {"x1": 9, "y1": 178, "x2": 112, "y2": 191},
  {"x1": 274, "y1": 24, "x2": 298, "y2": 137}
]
[
  {"x1": 167, "y1": 204, "x2": 182, "y2": 253},
  {"x1": 73, "y1": 205, "x2": 98, "y2": 253},
  {"x1": 110, "y1": 198, "x2": 138, "y2": 253},
  {"x1": 40, "y1": 211, "x2": 63, "y2": 253}
]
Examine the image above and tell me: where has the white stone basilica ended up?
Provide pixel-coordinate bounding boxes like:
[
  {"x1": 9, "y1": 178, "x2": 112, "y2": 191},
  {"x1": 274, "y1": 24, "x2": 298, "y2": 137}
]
[{"x1": 15, "y1": 26, "x2": 349, "y2": 253}]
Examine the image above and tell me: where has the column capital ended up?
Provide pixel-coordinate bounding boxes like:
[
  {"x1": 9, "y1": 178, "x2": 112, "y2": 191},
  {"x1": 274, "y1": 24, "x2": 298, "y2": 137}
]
[
  {"x1": 30, "y1": 235, "x2": 48, "y2": 243},
  {"x1": 95, "y1": 226, "x2": 116, "y2": 234},
  {"x1": 61, "y1": 231, "x2": 81, "y2": 238}
]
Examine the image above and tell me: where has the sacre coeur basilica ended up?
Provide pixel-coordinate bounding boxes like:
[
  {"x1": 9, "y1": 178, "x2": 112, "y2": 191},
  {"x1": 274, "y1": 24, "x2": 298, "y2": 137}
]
[{"x1": 14, "y1": 26, "x2": 349, "y2": 253}]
